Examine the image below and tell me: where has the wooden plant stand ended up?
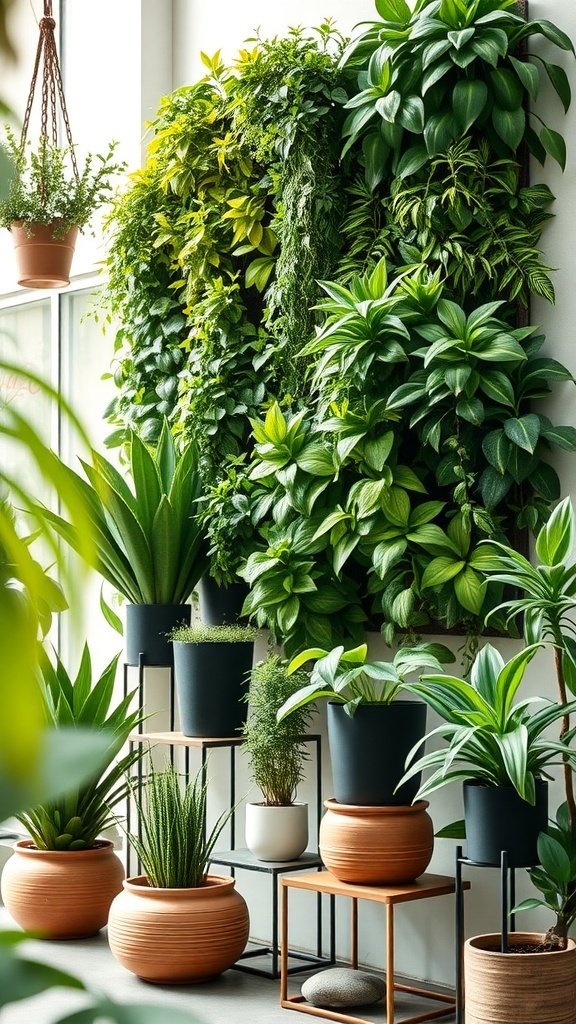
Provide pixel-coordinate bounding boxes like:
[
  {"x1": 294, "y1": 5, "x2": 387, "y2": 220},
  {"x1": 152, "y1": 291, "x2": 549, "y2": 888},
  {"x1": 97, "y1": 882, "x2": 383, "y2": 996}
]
[{"x1": 280, "y1": 871, "x2": 470, "y2": 1024}]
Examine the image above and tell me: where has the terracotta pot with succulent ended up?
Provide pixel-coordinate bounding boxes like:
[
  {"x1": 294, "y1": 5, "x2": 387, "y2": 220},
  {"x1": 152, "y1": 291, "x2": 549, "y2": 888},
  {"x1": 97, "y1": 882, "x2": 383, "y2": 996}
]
[
  {"x1": 1, "y1": 644, "x2": 142, "y2": 939},
  {"x1": 108, "y1": 763, "x2": 249, "y2": 983},
  {"x1": 242, "y1": 655, "x2": 313, "y2": 862},
  {"x1": 33, "y1": 421, "x2": 207, "y2": 667},
  {"x1": 169, "y1": 622, "x2": 257, "y2": 737},
  {"x1": 0, "y1": 126, "x2": 125, "y2": 288},
  {"x1": 279, "y1": 641, "x2": 454, "y2": 883}
]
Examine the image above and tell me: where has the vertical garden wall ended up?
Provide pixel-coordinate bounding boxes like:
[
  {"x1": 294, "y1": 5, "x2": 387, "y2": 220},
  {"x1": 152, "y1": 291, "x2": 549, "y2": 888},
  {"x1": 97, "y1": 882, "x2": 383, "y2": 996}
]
[{"x1": 102, "y1": 0, "x2": 576, "y2": 661}]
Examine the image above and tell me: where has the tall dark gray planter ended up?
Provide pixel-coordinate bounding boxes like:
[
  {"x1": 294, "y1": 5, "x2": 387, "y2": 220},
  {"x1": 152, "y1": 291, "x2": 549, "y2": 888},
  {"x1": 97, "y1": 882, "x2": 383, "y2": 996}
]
[
  {"x1": 173, "y1": 640, "x2": 253, "y2": 737},
  {"x1": 125, "y1": 603, "x2": 191, "y2": 667},
  {"x1": 463, "y1": 780, "x2": 549, "y2": 867},
  {"x1": 197, "y1": 577, "x2": 249, "y2": 626},
  {"x1": 327, "y1": 701, "x2": 427, "y2": 806}
]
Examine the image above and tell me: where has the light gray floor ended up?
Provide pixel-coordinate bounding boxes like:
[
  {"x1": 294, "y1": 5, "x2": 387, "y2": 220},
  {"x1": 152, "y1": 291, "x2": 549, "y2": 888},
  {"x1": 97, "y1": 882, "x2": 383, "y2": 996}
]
[{"x1": 0, "y1": 908, "x2": 456, "y2": 1024}]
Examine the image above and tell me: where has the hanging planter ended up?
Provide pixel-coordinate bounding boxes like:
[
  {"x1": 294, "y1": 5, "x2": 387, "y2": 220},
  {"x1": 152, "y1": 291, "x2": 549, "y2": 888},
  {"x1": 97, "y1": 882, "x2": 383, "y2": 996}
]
[{"x1": 0, "y1": 2, "x2": 124, "y2": 289}]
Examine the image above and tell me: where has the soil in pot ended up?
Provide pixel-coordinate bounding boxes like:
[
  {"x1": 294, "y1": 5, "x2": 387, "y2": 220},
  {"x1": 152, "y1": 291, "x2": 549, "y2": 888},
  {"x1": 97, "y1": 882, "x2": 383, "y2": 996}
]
[{"x1": 464, "y1": 932, "x2": 576, "y2": 1024}]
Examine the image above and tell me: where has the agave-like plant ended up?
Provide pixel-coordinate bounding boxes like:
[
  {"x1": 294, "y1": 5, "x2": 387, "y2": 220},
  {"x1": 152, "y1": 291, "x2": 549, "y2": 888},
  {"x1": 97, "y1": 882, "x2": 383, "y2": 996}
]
[
  {"x1": 128, "y1": 763, "x2": 233, "y2": 888},
  {"x1": 17, "y1": 644, "x2": 142, "y2": 850},
  {"x1": 34, "y1": 420, "x2": 207, "y2": 605}
]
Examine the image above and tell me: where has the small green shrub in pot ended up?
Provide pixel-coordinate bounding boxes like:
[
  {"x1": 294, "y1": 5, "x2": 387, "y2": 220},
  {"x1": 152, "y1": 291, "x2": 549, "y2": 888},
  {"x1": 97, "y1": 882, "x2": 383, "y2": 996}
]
[
  {"x1": 169, "y1": 623, "x2": 257, "y2": 738},
  {"x1": 108, "y1": 764, "x2": 249, "y2": 983},
  {"x1": 243, "y1": 655, "x2": 313, "y2": 861}
]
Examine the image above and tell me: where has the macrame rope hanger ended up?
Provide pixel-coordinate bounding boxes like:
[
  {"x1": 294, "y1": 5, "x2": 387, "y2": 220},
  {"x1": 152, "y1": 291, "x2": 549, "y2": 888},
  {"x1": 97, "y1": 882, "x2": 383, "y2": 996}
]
[{"x1": 21, "y1": 0, "x2": 79, "y2": 202}]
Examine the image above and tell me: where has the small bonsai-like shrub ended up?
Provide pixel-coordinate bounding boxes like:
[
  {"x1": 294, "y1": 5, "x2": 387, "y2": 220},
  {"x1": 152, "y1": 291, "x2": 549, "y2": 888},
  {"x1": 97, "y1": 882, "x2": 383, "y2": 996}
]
[
  {"x1": 127, "y1": 763, "x2": 232, "y2": 888},
  {"x1": 0, "y1": 126, "x2": 125, "y2": 236},
  {"x1": 243, "y1": 655, "x2": 312, "y2": 806},
  {"x1": 169, "y1": 623, "x2": 257, "y2": 644}
]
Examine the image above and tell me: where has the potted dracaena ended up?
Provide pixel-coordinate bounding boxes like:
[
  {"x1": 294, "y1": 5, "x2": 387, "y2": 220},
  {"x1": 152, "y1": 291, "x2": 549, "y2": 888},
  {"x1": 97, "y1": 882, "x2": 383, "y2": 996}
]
[
  {"x1": 279, "y1": 641, "x2": 454, "y2": 884},
  {"x1": 1, "y1": 644, "x2": 142, "y2": 939},
  {"x1": 33, "y1": 420, "x2": 207, "y2": 667},
  {"x1": 168, "y1": 622, "x2": 257, "y2": 738},
  {"x1": 242, "y1": 655, "x2": 313, "y2": 862},
  {"x1": 108, "y1": 763, "x2": 248, "y2": 983},
  {"x1": 399, "y1": 499, "x2": 576, "y2": 1024},
  {"x1": 454, "y1": 498, "x2": 576, "y2": 1024}
]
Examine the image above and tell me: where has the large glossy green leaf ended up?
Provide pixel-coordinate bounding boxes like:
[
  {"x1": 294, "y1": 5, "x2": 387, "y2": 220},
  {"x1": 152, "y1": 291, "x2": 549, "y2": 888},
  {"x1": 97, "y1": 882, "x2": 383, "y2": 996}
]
[
  {"x1": 491, "y1": 67, "x2": 524, "y2": 111},
  {"x1": 503, "y1": 414, "x2": 541, "y2": 454},
  {"x1": 492, "y1": 105, "x2": 525, "y2": 150},
  {"x1": 535, "y1": 496, "x2": 574, "y2": 567},
  {"x1": 540, "y1": 127, "x2": 566, "y2": 171},
  {"x1": 542, "y1": 61, "x2": 572, "y2": 112},
  {"x1": 509, "y1": 55, "x2": 539, "y2": 101},
  {"x1": 422, "y1": 556, "x2": 465, "y2": 588},
  {"x1": 454, "y1": 567, "x2": 484, "y2": 614},
  {"x1": 423, "y1": 112, "x2": 457, "y2": 155},
  {"x1": 452, "y1": 79, "x2": 488, "y2": 133},
  {"x1": 482, "y1": 430, "x2": 511, "y2": 474}
]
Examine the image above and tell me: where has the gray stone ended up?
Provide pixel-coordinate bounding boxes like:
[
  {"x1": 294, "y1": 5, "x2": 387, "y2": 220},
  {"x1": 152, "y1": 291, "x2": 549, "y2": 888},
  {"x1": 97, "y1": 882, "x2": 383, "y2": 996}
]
[{"x1": 301, "y1": 968, "x2": 386, "y2": 1008}]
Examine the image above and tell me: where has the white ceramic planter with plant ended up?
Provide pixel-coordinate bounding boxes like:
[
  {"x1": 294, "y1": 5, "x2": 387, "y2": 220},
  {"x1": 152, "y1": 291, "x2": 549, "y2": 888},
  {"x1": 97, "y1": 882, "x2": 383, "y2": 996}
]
[{"x1": 243, "y1": 655, "x2": 312, "y2": 862}]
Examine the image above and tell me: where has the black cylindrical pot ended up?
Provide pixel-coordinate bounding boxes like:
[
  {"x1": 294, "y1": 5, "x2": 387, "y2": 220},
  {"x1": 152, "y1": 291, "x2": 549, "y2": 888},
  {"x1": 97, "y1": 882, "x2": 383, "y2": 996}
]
[
  {"x1": 463, "y1": 780, "x2": 549, "y2": 867},
  {"x1": 125, "y1": 604, "x2": 191, "y2": 667},
  {"x1": 197, "y1": 577, "x2": 249, "y2": 626},
  {"x1": 173, "y1": 641, "x2": 253, "y2": 737},
  {"x1": 327, "y1": 701, "x2": 427, "y2": 806}
]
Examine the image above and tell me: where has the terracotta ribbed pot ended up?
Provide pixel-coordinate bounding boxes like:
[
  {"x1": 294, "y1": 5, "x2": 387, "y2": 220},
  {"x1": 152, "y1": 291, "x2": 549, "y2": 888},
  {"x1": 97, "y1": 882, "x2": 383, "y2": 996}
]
[
  {"x1": 0, "y1": 839, "x2": 124, "y2": 939},
  {"x1": 10, "y1": 221, "x2": 79, "y2": 289},
  {"x1": 319, "y1": 799, "x2": 434, "y2": 884},
  {"x1": 107, "y1": 874, "x2": 249, "y2": 983},
  {"x1": 464, "y1": 933, "x2": 576, "y2": 1024}
]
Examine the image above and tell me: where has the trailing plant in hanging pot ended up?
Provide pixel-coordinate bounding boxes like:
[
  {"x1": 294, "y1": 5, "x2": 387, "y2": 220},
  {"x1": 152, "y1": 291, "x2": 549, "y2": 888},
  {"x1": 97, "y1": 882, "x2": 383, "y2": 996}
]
[{"x1": 0, "y1": 3, "x2": 125, "y2": 289}]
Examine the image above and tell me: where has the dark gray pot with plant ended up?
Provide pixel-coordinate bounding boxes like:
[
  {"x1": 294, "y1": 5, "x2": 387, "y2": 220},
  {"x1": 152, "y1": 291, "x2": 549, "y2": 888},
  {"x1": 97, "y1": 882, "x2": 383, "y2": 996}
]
[
  {"x1": 170, "y1": 623, "x2": 257, "y2": 737},
  {"x1": 401, "y1": 642, "x2": 576, "y2": 867},
  {"x1": 197, "y1": 577, "x2": 249, "y2": 627},
  {"x1": 280, "y1": 642, "x2": 454, "y2": 806},
  {"x1": 34, "y1": 421, "x2": 207, "y2": 668}
]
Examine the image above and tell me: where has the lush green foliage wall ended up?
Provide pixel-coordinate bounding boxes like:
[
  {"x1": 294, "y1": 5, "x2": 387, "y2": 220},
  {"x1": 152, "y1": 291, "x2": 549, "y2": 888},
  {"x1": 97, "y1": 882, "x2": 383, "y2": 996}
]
[{"x1": 102, "y1": 0, "x2": 575, "y2": 652}]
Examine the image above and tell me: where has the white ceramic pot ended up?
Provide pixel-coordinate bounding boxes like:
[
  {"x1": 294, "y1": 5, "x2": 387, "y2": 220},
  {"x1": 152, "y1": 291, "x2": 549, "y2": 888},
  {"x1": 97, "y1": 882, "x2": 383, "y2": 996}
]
[{"x1": 245, "y1": 802, "x2": 308, "y2": 862}]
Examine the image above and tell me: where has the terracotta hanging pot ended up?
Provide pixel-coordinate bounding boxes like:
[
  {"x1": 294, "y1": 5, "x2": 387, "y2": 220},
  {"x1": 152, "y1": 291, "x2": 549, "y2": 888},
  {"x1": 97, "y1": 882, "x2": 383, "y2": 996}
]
[
  {"x1": 0, "y1": 839, "x2": 124, "y2": 939},
  {"x1": 319, "y1": 799, "x2": 434, "y2": 885},
  {"x1": 464, "y1": 933, "x2": 576, "y2": 1024},
  {"x1": 10, "y1": 221, "x2": 78, "y2": 289},
  {"x1": 107, "y1": 873, "x2": 249, "y2": 983}
]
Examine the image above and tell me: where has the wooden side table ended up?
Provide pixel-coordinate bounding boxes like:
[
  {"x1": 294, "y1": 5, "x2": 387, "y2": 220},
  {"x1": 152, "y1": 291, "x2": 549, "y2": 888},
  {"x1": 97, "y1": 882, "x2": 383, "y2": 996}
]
[{"x1": 280, "y1": 871, "x2": 470, "y2": 1024}]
